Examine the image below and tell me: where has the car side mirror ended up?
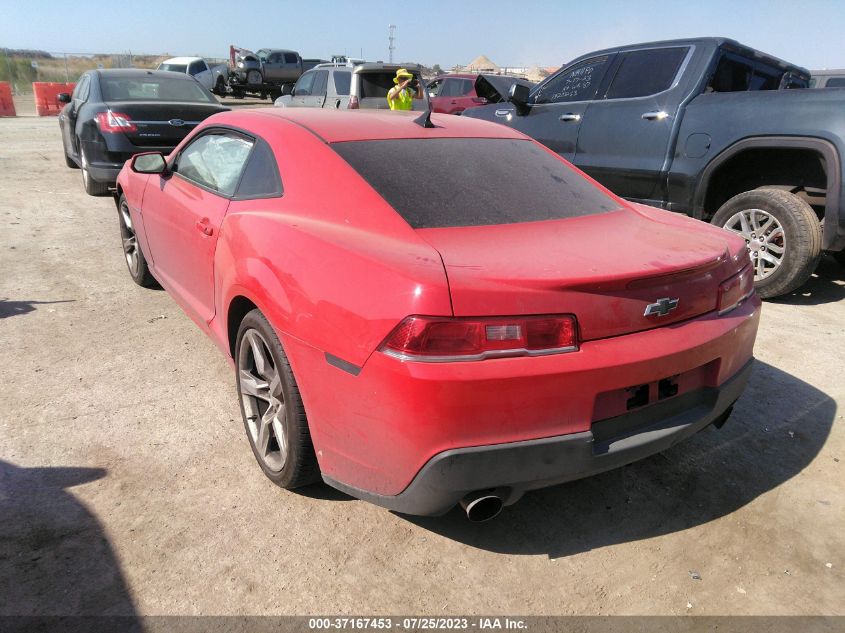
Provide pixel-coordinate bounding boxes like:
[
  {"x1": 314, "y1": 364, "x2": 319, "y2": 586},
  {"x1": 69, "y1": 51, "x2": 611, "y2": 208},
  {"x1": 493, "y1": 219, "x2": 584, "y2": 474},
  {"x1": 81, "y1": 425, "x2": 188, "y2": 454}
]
[
  {"x1": 508, "y1": 83, "x2": 530, "y2": 115},
  {"x1": 57, "y1": 92, "x2": 71, "y2": 104},
  {"x1": 130, "y1": 152, "x2": 168, "y2": 175}
]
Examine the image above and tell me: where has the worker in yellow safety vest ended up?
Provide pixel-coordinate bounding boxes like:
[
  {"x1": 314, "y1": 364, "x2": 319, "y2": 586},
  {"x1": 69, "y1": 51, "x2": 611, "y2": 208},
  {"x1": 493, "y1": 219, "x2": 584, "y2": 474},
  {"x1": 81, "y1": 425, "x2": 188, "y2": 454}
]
[{"x1": 387, "y1": 68, "x2": 423, "y2": 111}]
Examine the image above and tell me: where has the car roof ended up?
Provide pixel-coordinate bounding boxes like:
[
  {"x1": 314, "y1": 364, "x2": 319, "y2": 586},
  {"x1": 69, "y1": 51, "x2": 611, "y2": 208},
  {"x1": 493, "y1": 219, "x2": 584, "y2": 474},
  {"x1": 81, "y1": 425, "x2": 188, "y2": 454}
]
[
  {"x1": 94, "y1": 68, "x2": 196, "y2": 81},
  {"x1": 354, "y1": 63, "x2": 422, "y2": 73},
  {"x1": 161, "y1": 57, "x2": 202, "y2": 65},
  {"x1": 214, "y1": 108, "x2": 528, "y2": 143},
  {"x1": 434, "y1": 73, "x2": 478, "y2": 80}
]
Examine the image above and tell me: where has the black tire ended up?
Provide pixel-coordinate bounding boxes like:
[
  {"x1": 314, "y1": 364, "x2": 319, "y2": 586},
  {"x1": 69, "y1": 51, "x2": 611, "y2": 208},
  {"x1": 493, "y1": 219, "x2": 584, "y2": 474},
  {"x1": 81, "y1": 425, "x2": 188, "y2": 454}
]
[
  {"x1": 833, "y1": 250, "x2": 845, "y2": 268},
  {"x1": 62, "y1": 136, "x2": 79, "y2": 169},
  {"x1": 81, "y1": 148, "x2": 110, "y2": 196},
  {"x1": 214, "y1": 76, "x2": 226, "y2": 97},
  {"x1": 235, "y1": 310, "x2": 320, "y2": 489},
  {"x1": 117, "y1": 195, "x2": 158, "y2": 288},
  {"x1": 711, "y1": 188, "x2": 822, "y2": 298}
]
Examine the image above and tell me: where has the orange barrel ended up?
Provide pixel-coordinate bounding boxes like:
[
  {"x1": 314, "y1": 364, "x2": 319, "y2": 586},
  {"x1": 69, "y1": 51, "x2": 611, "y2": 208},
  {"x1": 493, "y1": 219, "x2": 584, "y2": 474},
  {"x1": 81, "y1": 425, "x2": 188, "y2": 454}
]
[
  {"x1": 0, "y1": 82, "x2": 15, "y2": 116},
  {"x1": 33, "y1": 82, "x2": 75, "y2": 116}
]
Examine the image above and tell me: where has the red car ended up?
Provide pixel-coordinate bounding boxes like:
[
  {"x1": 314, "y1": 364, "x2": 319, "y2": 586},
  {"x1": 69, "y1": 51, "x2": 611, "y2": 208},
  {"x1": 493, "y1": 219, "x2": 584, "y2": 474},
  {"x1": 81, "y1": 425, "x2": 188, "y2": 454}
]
[
  {"x1": 115, "y1": 108, "x2": 760, "y2": 521},
  {"x1": 426, "y1": 74, "x2": 533, "y2": 115}
]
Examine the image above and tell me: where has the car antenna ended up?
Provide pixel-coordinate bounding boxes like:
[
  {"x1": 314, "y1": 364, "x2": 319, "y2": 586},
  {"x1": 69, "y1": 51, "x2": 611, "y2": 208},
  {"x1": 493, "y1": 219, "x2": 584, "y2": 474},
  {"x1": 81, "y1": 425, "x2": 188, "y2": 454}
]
[{"x1": 413, "y1": 105, "x2": 436, "y2": 129}]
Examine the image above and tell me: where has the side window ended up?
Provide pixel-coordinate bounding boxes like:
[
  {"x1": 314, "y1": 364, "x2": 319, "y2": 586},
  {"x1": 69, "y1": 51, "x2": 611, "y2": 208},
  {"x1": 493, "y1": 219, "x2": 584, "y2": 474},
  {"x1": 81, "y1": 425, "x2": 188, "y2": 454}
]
[
  {"x1": 175, "y1": 132, "x2": 254, "y2": 196},
  {"x1": 460, "y1": 79, "x2": 474, "y2": 96},
  {"x1": 333, "y1": 71, "x2": 351, "y2": 95},
  {"x1": 267, "y1": 52, "x2": 282, "y2": 64},
  {"x1": 294, "y1": 71, "x2": 316, "y2": 96},
  {"x1": 284, "y1": 53, "x2": 299, "y2": 64},
  {"x1": 827, "y1": 77, "x2": 845, "y2": 88},
  {"x1": 440, "y1": 79, "x2": 458, "y2": 97},
  {"x1": 534, "y1": 55, "x2": 612, "y2": 104},
  {"x1": 312, "y1": 70, "x2": 329, "y2": 97},
  {"x1": 236, "y1": 139, "x2": 283, "y2": 199},
  {"x1": 73, "y1": 75, "x2": 90, "y2": 102},
  {"x1": 604, "y1": 47, "x2": 688, "y2": 99},
  {"x1": 188, "y1": 61, "x2": 205, "y2": 76},
  {"x1": 427, "y1": 79, "x2": 442, "y2": 97}
]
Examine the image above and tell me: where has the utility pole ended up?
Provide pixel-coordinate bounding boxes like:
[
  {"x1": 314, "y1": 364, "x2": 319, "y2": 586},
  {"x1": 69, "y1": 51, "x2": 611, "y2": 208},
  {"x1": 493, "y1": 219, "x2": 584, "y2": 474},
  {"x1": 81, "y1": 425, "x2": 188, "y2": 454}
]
[{"x1": 388, "y1": 24, "x2": 396, "y2": 64}]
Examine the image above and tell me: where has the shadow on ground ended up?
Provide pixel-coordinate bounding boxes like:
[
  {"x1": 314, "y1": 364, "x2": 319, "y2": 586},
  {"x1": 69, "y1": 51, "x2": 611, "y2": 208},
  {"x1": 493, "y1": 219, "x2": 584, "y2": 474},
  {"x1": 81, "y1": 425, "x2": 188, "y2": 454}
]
[
  {"x1": 0, "y1": 460, "x2": 140, "y2": 622},
  {"x1": 769, "y1": 255, "x2": 845, "y2": 306},
  {"x1": 0, "y1": 299, "x2": 75, "y2": 319},
  {"x1": 402, "y1": 360, "x2": 837, "y2": 558}
]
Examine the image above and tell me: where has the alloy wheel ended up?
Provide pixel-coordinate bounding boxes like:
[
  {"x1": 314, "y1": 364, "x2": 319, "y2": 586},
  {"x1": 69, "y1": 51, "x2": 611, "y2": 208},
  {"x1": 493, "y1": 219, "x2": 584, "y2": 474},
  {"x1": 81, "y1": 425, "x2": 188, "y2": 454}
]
[
  {"x1": 722, "y1": 208, "x2": 785, "y2": 281},
  {"x1": 118, "y1": 200, "x2": 140, "y2": 277},
  {"x1": 238, "y1": 329, "x2": 288, "y2": 472}
]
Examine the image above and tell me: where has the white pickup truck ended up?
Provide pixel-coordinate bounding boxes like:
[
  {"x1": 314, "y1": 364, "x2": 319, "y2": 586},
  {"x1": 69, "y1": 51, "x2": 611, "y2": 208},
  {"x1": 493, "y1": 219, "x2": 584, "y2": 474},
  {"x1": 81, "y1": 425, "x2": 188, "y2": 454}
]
[{"x1": 157, "y1": 57, "x2": 229, "y2": 96}]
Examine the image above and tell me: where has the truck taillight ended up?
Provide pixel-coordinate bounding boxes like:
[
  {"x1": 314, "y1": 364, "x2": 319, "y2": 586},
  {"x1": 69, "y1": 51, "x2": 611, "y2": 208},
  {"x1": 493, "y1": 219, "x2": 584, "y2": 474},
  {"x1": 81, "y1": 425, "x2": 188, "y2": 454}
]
[
  {"x1": 95, "y1": 110, "x2": 137, "y2": 133},
  {"x1": 718, "y1": 264, "x2": 755, "y2": 314},
  {"x1": 380, "y1": 315, "x2": 579, "y2": 362},
  {"x1": 348, "y1": 96, "x2": 359, "y2": 109}
]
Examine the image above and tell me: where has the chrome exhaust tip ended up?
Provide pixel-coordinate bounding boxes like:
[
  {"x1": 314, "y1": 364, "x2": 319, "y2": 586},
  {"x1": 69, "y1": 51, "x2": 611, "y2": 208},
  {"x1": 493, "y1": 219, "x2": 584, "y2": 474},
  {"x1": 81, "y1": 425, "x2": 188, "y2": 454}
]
[{"x1": 460, "y1": 491, "x2": 504, "y2": 522}]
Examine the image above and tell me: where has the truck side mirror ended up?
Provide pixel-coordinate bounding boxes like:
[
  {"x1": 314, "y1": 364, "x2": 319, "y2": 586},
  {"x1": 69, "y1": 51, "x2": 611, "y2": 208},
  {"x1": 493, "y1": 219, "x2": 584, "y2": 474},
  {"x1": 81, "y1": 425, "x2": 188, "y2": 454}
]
[{"x1": 508, "y1": 83, "x2": 530, "y2": 115}]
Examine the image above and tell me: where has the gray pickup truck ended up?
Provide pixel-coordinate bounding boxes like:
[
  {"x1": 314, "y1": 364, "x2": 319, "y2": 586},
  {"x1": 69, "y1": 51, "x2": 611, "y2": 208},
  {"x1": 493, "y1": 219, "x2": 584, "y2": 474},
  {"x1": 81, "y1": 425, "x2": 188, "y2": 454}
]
[
  {"x1": 228, "y1": 47, "x2": 325, "y2": 100},
  {"x1": 465, "y1": 37, "x2": 845, "y2": 298}
]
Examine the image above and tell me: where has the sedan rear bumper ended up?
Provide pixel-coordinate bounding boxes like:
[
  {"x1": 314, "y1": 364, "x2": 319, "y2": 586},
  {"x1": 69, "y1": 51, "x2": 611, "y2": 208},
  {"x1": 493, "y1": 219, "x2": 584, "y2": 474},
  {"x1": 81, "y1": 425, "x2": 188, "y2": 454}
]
[{"x1": 323, "y1": 359, "x2": 752, "y2": 516}]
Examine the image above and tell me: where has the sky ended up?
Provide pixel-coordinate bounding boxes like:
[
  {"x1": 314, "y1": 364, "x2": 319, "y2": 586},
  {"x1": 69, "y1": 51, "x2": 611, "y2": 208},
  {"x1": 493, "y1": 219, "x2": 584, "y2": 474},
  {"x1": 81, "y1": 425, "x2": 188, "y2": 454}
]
[{"x1": 2, "y1": 0, "x2": 845, "y2": 71}]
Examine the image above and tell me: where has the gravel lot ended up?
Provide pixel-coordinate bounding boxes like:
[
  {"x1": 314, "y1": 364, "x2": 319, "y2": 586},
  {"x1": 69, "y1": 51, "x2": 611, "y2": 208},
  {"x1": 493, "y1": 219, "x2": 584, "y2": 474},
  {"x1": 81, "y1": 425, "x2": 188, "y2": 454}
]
[{"x1": 1, "y1": 115, "x2": 843, "y2": 618}]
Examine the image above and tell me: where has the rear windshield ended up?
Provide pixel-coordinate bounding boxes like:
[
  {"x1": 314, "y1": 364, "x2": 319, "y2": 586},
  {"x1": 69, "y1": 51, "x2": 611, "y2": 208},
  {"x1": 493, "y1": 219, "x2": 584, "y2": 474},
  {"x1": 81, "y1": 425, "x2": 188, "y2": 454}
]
[
  {"x1": 357, "y1": 71, "x2": 412, "y2": 98},
  {"x1": 332, "y1": 138, "x2": 620, "y2": 228},
  {"x1": 100, "y1": 75, "x2": 216, "y2": 103},
  {"x1": 158, "y1": 63, "x2": 187, "y2": 74}
]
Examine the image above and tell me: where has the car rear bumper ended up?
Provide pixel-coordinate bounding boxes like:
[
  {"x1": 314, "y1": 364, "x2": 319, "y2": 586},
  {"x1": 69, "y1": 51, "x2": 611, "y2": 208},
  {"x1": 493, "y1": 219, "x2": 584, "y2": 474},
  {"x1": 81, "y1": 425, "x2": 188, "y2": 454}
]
[
  {"x1": 323, "y1": 359, "x2": 751, "y2": 516},
  {"x1": 82, "y1": 139, "x2": 178, "y2": 185}
]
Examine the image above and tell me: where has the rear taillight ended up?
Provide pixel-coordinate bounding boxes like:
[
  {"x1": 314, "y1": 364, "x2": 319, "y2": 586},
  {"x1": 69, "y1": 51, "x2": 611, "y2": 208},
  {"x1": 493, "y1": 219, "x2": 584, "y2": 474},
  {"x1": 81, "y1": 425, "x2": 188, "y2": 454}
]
[
  {"x1": 380, "y1": 315, "x2": 579, "y2": 362},
  {"x1": 347, "y1": 95, "x2": 359, "y2": 109},
  {"x1": 95, "y1": 110, "x2": 137, "y2": 133},
  {"x1": 718, "y1": 264, "x2": 755, "y2": 314}
]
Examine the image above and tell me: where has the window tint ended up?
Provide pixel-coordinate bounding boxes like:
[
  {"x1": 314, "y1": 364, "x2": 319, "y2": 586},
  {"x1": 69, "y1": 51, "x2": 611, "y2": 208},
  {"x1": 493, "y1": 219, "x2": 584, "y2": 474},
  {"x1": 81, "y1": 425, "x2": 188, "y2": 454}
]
[
  {"x1": 357, "y1": 72, "x2": 399, "y2": 98},
  {"x1": 605, "y1": 47, "x2": 687, "y2": 99},
  {"x1": 267, "y1": 52, "x2": 282, "y2": 64},
  {"x1": 284, "y1": 53, "x2": 299, "y2": 64},
  {"x1": 158, "y1": 63, "x2": 188, "y2": 74},
  {"x1": 333, "y1": 71, "x2": 351, "y2": 95},
  {"x1": 312, "y1": 70, "x2": 329, "y2": 97},
  {"x1": 440, "y1": 79, "x2": 459, "y2": 97},
  {"x1": 236, "y1": 140, "x2": 283, "y2": 198},
  {"x1": 333, "y1": 138, "x2": 620, "y2": 229},
  {"x1": 708, "y1": 53, "x2": 789, "y2": 93},
  {"x1": 826, "y1": 77, "x2": 845, "y2": 87},
  {"x1": 188, "y1": 61, "x2": 205, "y2": 76},
  {"x1": 176, "y1": 133, "x2": 254, "y2": 196},
  {"x1": 294, "y1": 71, "x2": 316, "y2": 96},
  {"x1": 534, "y1": 55, "x2": 612, "y2": 104},
  {"x1": 73, "y1": 75, "x2": 90, "y2": 101},
  {"x1": 100, "y1": 76, "x2": 216, "y2": 102}
]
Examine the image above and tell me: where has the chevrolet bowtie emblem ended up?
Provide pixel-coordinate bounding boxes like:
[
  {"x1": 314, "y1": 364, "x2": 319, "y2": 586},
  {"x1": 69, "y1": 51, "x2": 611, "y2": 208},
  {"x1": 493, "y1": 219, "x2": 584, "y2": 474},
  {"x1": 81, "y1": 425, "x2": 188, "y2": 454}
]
[{"x1": 644, "y1": 297, "x2": 680, "y2": 317}]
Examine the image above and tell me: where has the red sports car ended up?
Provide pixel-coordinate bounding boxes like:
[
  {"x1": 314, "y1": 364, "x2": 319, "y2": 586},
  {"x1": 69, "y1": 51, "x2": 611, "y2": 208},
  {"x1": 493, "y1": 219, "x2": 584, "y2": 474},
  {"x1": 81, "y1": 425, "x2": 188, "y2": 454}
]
[{"x1": 114, "y1": 108, "x2": 760, "y2": 521}]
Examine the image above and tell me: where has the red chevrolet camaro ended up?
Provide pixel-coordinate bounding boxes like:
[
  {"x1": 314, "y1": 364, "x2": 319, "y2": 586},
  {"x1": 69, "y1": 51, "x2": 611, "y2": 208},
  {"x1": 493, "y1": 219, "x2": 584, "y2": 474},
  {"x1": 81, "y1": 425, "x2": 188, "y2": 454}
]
[{"x1": 114, "y1": 108, "x2": 760, "y2": 521}]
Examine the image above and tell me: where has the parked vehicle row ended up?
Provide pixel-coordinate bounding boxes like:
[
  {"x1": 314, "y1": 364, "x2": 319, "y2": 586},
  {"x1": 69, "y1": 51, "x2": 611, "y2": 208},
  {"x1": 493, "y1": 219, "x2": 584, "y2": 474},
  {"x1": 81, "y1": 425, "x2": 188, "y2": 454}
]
[
  {"x1": 466, "y1": 37, "x2": 845, "y2": 297},
  {"x1": 58, "y1": 69, "x2": 227, "y2": 195},
  {"x1": 113, "y1": 108, "x2": 760, "y2": 521}
]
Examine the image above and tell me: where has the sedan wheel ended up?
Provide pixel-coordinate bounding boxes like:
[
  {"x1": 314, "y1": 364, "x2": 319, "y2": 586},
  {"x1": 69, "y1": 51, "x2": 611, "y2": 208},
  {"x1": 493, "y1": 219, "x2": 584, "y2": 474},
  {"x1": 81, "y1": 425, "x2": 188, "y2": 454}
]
[
  {"x1": 117, "y1": 195, "x2": 158, "y2": 288},
  {"x1": 235, "y1": 310, "x2": 319, "y2": 488},
  {"x1": 80, "y1": 148, "x2": 110, "y2": 196},
  {"x1": 239, "y1": 329, "x2": 289, "y2": 473}
]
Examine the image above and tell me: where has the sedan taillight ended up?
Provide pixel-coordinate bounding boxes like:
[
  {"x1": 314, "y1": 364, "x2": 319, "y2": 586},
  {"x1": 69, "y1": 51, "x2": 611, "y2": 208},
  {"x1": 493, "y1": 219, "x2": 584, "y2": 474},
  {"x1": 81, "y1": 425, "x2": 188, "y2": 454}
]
[
  {"x1": 380, "y1": 315, "x2": 579, "y2": 362},
  {"x1": 95, "y1": 110, "x2": 137, "y2": 133},
  {"x1": 718, "y1": 264, "x2": 755, "y2": 314}
]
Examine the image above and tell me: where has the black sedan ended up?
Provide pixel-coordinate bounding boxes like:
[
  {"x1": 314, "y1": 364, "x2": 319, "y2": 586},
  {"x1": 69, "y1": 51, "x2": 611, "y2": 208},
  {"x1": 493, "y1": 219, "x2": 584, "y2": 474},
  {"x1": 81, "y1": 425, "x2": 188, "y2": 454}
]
[{"x1": 58, "y1": 69, "x2": 227, "y2": 196}]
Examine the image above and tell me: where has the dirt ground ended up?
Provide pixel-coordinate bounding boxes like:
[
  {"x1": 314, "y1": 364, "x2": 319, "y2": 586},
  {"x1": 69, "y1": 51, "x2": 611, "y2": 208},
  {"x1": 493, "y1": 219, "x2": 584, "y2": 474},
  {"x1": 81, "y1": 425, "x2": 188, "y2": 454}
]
[{"x1": 0, "y1": 115, "x2": 843, "y2": 618}]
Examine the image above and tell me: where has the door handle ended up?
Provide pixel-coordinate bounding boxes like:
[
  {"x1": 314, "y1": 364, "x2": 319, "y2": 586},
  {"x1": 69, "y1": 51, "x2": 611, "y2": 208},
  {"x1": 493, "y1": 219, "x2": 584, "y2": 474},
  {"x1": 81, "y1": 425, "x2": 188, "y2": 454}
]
[
  {"x1": 195, "y1": 218, "x2": 213, "y2": 236},
  {"x1": 559, "y1": 113, "x2": 581, "y2": 122},
  {"x1": 641, "y1": 110, "x2": 670, "y2": 121},
  {"x1": 450, "y1": 100, "x2": 457, "y2": 104},
  {"x1": 494, "y1": 109, "x2": 511, "y2": 117}
]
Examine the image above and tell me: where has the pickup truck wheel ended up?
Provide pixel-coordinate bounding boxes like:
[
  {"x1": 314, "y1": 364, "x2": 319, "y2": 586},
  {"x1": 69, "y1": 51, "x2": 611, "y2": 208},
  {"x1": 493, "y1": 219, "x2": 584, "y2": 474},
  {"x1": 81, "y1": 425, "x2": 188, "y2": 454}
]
[
  {"x1": 235, "y1": 310, "x2": 320, "y2": 489},
  {"x1": 117, "y1": 195, "x2": 158, "y2": 288},
  {"x1": 214, "y1": 76, "x2": 226, "y2": 96},
  {"x1": 246, "y1": 70, "x2": 262, "y2": 85},
  {"x1": 712, "y1": 189, "x2": 821, "y2": 298}
]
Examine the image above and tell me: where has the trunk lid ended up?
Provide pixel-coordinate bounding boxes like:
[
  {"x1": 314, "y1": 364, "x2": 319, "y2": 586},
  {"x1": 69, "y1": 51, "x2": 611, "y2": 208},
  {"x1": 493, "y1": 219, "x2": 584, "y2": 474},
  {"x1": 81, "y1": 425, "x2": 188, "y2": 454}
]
[
  {"x1": 416, "y1": 209, "x2": 742, "y2": 341},
  {"x1": 103, "y1": 101, "x2": 226, "y2": 147}
]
